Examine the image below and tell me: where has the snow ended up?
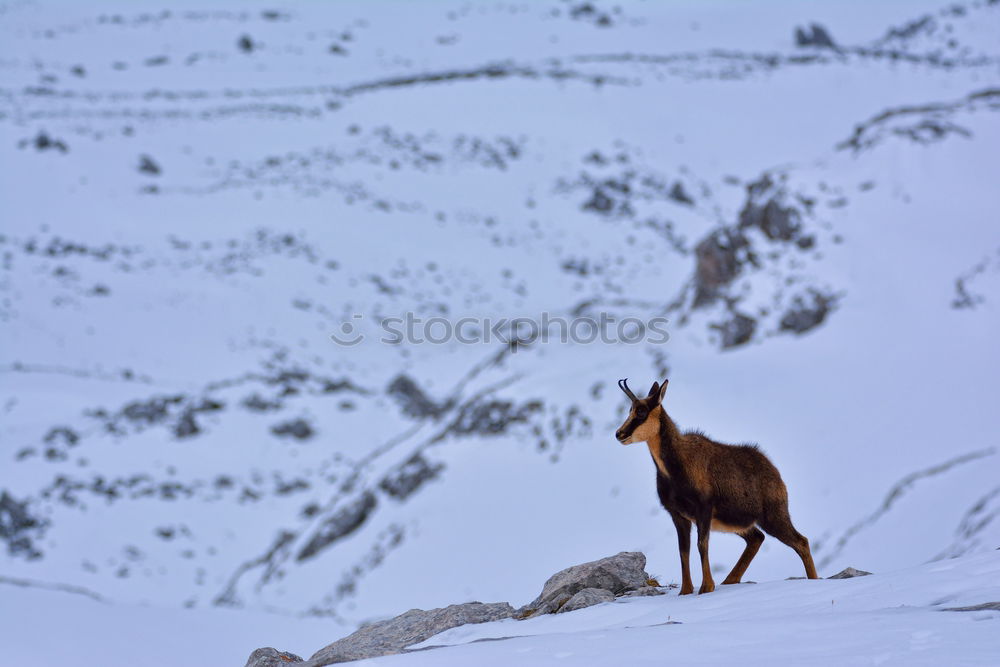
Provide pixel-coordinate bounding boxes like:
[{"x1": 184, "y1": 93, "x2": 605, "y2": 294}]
[
  {"x1": 403, "y1": 552, "x2": 1000, "y2": 666},
  {"x1": 1, "y1": 0, "x2": 999, "y2": 663},
  {"x1": 0, "y1": 577, "x2": 336, "y2": 666},
  {"x1": 2, "y1": 551, "x2": 998, "y2": 666}
]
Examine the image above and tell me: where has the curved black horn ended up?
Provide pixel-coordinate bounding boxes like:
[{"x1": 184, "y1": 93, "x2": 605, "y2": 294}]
[{"x1": 618, "y1": 378, "x2": 638, "y2": 401}]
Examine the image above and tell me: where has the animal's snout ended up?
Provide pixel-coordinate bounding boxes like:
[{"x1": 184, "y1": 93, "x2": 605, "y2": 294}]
[{"x1": 615, "y1": 428, "x2": 628, "y2": 443}]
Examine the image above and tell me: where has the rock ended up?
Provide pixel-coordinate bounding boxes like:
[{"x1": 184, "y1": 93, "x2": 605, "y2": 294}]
[
  {"x1": 296, "y1": 491, "x2": 377, "y2": 562},
  {"x1": 521, "y1": 551, "x2": 650, "y2": 616},
  {"x1": 738, "y1": 175, "x2": 802, "y2": 241},
  {"x1": 238, "y1": 34, "x2": 256, "y2": 53},
  {"x1": 244, "y1": 647, "x2": 303, "y2": 666},
  {"x1": 780, "y1": 290, "x2": 836, "y2": 334},
  {"x1": 306, "y1": 601, "x2": 514, "y2": 665},
  {"x1": 711, "y1": 312, "x2": 757, "y2": 349},
  {"x1": 242, "y1": 393, "x2": 282, "y2": 412},
  {"x1": 942, "y1": 602, "x2": 1000, "y2": 612},
  {"x1": 31, "y1": 131, "x2": 68, "y2": 153},
  {"x1": 271, "y1": 418, "x2": 315, "y2": 440},
  {"x1": 693, "y1": 229, "x2": 750, "y2": 306},
  {"x1": 668, "y1": 181, "x2": 695, "y2": 206},
  {"x1": 446, "y1": 398, "x2": 543, "y2": 437},
  {"x1": 741, "y1": 198, "x2": 801, "y2": 241},
  {"x1": 137, "y1": 154, "x2": 161, "y2": 176},
  {"x1": 558, "y1": 588, "x2": 615, "y2": 612},
  {"x1": 795, "y1": 23, "x2": 837, "y2": 49},
  {"x1": 623, "y1": 586, "x2": 667, "y2": 597},
  {"x1": 173, "y1": 410, "x2": 200, "y2": 439},
  {"x1": 827, "y1": 567, "x2": 872, "y2": 579},
  {"x1": 0, "y1": 490, "x2": 45, "y2": 559},
  {"x1": 387, "y1": 375, "x2": 450, "y2": 419},
  {"x1": 379, "y1": 453, "x2": 445, "y2": 501},
  {"x1": 583, "y1": 187, "x2": 614, "y2": 214}
]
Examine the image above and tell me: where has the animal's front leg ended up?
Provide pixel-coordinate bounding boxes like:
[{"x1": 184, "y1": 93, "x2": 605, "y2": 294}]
[
  {"x1": 695, "y1": 514, "x2": 715, "y2": 594},
  {"x1": 669, "y1": 511, "x2": 694, "y2": 595}
]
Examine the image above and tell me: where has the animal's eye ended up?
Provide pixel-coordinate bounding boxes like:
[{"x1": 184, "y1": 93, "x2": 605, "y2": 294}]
[{"x1": 635, "y1": 409, "x2": 647, "y2": 419}]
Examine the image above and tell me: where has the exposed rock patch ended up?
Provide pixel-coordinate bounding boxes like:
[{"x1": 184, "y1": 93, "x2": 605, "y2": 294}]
[
  {"x1": 445, "y1": 398, "x2": 543, "y2": 438},
  {"x1": 379, "y1": 454, "x2": 444, "y2": 501},
  {"x1": 304, "y1": 601, "x2": 514, "y2": 665},
  {"x1": 245, "y1": 648, "x2": 304, "y2": 666},
  {"x1": 387, "y1": 374, "x2": 450, "y2": 419},
  {"x1": 711, "y1": 312, "x2": 757, "y2": 350},
  {"x1": 795, "y1": 24, "x2": 837, "y2": 49},
  {"x1": 296, "y1": 491, "x2": 377, "y2": 562},
  {"x1": 270, "y1": 418, "x2": 315, "y2": 440},
  {"x1": 519, "y1": 551, "x2": 651, "y2": 617},
  {"x1": 693, "y1": 229, "x2": 750, "y2": 306},
  {"x1": 828, "y1": 566, "x2": 872, "y2": 579},
  {"x1": 245, "y1": 552, "x2": 660, "y2": 664},
  {"x1": 942, "y1": 602, "x2": 1000, "y2": 612},
  {"x1": 138, "y1": 154, "x2": 161, "y2": 176},
  {"x1": 779, "y1": 289, "x2": 836, "y2": 334},
  {"x1": 0, "y1": 490, "x2": 45, "y2": 559},
  {"x1": 558, "y1": 587, "x2": 615, "y2": 613},
  {"x1": 623, "y1": 585, "x2": 668, "y2": 597}
]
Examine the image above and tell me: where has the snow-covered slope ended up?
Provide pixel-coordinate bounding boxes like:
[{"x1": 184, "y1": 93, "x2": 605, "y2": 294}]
[
  {"x1": 3, "y1": 550, "x2": 999, "y2": 666},
  {"x1": 404, "y1": 551, "x2": 1000, "y2": 667},
  {"x1": 1, "y1": 0, "x2": 999, "y2": 639}
]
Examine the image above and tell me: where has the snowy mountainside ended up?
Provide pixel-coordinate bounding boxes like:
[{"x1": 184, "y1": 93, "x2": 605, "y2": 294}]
[
  {"x1": 1, "y1": 0, "x2": 999, "y2": 631},
  {"x1": 3, "y1": 547, "x2": 999, "y2": 666}
]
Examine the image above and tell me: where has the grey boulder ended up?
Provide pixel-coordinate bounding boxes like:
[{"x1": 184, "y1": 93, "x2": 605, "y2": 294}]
[
  {"x1": 520, "y1": 551, "x2": 650, "y2": 616},
  {"x1": 244, "y1": 648, "x2": 303, "y2": 667},
  {"x1": 306, "y1": 601, "x2": 514, "y2": 665},
  {"x1": 828, "y1": 567, "x2": 872, "y2": 579},
  {"x1": 558, "y1": 587, "x2": 615, "y2": 613}
]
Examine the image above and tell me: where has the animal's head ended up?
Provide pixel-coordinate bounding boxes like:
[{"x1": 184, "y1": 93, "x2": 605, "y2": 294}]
[{"x1": 615, "y1": 378, "x2": 668, "y2": 445}]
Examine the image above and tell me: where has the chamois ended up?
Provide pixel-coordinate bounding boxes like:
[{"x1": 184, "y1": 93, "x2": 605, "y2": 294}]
[{"x1": 615, "y1": 378, "x2": 818, "y2": 594}]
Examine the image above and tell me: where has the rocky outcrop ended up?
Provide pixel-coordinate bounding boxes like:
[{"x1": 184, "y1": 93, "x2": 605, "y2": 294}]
[
  {"x1": 558, "y1": 587, "x2": 615, "y2": 613},
  {"x1": 0, "y1": 490, "x2": 45, "y2": 559},
  {"x1": 387, "y1": 374, "x2": 451, "y2": 420},
  {"x1": 779, "y1": 290, "x2": 836, "y2": 334},
  {"x1": 296, "y1": 492, "x2": 377, "y2": 562},
  {"x1": 245, "y1": 648, "x2": 304, "y2": 667},
  {"x1": 519, "y1": 551, "x2": 651, "y2": 616},
  {"x1": 239, "y1": 554, "x2": 885, "y2": 665},
  {"x1": 827, "y1": 567, "x2": 872, "y2": 579},
  {"x1": 693, "y1": 229, "x2": 750, "y2": 306},
  {"x1": 270, "y1": 418, "x2": 315, "y2": 440},
  {"x1": 711, "y1": 312, "x2": 757, "y2": 350},
  {"x1": 243, "y1": 552, "x2": 658, "y2": 665},
  {"x1": 303, "y1": 601, "x2": 514, "y2": 666},
  {"x1": 795, "y1": 24, "x2": 837, "y2": 49},
  {"x1": 942, "y1": 602, "x2": 1000, "y2": 612},
  {"x1": 379, "y1": 454, "x2": 445, "y2": 501}
]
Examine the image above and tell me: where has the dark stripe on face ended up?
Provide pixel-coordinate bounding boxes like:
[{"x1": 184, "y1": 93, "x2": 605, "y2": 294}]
[
  {"x1": 618, "y1": 411, "x2": 646, "y2": 439},
  {"x1": 623, "y1": 417, "x2": 640, "y2": 437}
]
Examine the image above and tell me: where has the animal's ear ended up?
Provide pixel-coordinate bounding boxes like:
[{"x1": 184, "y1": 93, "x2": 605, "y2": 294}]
[
  {"x1": 647, "y1": 381, "x2": 660, "y2": 399},
  {"x1": 659, "y1": 378, "x2": 669, "y2": 402}
]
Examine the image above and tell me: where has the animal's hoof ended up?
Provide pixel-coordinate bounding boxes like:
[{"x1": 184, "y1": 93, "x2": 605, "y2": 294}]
[
  {"x1": 679, "y1": 588, "x2": 694, "y2": 596},
  {"x1": 698, "y1": 583, "x2": 715, "y2": 594}
]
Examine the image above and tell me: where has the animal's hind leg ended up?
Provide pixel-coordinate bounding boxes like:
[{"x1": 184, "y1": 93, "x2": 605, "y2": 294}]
[
  {"x1": 721, "y1": 527, "x2": 765, "y2": 585},
  {"x1": 760, "y1": 510, "x2": 819, "y2": 580}
]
